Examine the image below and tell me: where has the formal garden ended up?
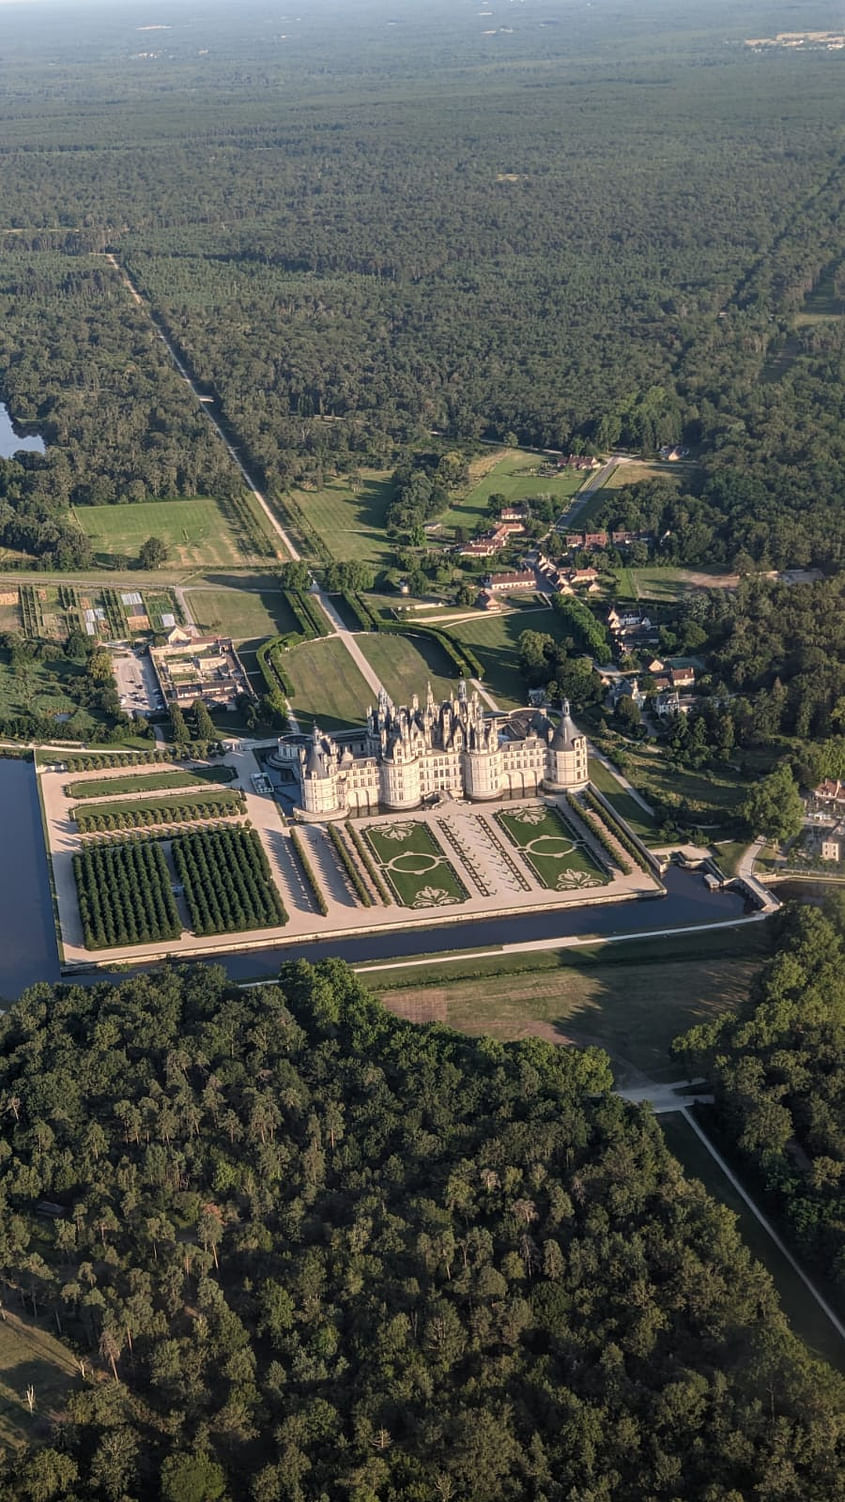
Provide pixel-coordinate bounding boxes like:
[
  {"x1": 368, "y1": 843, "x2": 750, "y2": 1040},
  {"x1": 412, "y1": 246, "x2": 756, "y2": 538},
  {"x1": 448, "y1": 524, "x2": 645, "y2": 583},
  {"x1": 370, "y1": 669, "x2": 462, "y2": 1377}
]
[
  {"x1": 495, "y1": 804, "x2": 609, "y2": 890},
  {"x1": 364, "y1": 820, "x2": 469, "y2": 909}
]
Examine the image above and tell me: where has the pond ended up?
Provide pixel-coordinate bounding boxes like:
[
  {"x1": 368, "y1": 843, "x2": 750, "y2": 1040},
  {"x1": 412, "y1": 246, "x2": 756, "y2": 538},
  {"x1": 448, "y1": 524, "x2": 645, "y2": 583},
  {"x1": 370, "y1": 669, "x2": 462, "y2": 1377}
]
[{"x1": 0, "y1": 402, "x2": 46, "y2": 458}]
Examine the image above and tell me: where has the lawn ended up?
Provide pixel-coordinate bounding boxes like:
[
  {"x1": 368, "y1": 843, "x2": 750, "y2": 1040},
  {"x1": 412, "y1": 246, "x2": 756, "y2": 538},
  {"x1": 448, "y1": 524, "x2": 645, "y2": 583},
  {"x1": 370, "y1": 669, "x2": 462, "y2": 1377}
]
[
  {"x1": 0, "y1": 1311, "x2": 80, "y2": 1447},
  {"x1": 614, "y1": 565, "x2": 739, "y2": 602},
  {"x1": 285, "y1": 470, "x2": 395, "y2": 566},
  {"x1": 285, "y1": 636, "x2": 374, "y2": 731},
  {"x1": 72, "y1": 786, "x2": 243, "y2": 825},
  {"x1": 73, "y1": 496, "x2": 275, "y2": 569},
  {"x1": 448, "y1": 606, "x2": 559, "y2": 707},
  {"x1": 496, "y1": 804, "x2": 608, "y2": 890},
  {"x1": 186, "y1": 583, "x2": 299, "y2": 643},
  {"x1": 439, "y1": 448, "x2": 587, "y2": 532},
  {"x1": 374, "y1": 923, "x2": 770, "y2": 1084},
  {"x1": 588, "y1": 757, "x2": 660, "y2": 842},
  {"x1": 659, "y1": 1112, "x2": 845, "y2": 1373},
  {"x1": 357, "y1": 631, "x2": 458, "y2": 705},
  {"x1": 365, "y1": 820, "x2": 468, "y2": 909},
  {"x1": 68, "y1": 767, "x2": 235, "y2": 799}
]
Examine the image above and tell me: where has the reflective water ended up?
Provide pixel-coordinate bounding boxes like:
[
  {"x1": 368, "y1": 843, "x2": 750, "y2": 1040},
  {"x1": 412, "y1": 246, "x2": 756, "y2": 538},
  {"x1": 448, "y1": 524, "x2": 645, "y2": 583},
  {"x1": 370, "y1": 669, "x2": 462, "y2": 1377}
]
[
  {"x1": 0, "y1": 403, "x2": 46, "y2": 458},
  {"x1": 0, "y1": 759, "x2": 60, "y2": 999}
]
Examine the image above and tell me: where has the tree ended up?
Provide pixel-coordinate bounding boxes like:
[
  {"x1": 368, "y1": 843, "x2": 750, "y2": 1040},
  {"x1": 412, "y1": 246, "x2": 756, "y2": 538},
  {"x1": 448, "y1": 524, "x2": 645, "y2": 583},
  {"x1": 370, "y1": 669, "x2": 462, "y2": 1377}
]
[
  {"x1": 138, "y1": 536, "x2": 169, "y2": 570},
  {"x1": 741, "y1": 762, "x2": 804, "y2": 843},
  {"x1": 192, "y1": 699, "x2": 217, "y2": 742},
  {"x1": 160, "y1": 1452, "x2": 226, "y2": 1502},
  {"x1": 278, "y1": 560, "x2": 312, "y2": 593}
]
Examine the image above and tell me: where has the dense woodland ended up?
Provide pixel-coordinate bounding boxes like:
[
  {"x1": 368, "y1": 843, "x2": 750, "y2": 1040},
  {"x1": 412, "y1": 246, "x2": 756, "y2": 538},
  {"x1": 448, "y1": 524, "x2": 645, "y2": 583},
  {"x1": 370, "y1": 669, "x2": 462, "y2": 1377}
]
[
  {"x1": 0, "y1": 960, "x2": 843, "y2": 1500},
  {"x1": 0, "y1": 2, "x2": 841, "y2": 569},
  {"x1": 675, "y1": 900, "x2": 845, "y2": 1306}
]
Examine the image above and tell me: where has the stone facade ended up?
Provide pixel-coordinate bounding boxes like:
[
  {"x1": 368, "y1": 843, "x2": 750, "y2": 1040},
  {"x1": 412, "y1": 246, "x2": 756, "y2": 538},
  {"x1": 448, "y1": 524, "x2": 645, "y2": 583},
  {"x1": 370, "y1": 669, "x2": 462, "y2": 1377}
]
[{"x1": 271, "y1": 683, "x2": 589, "y2": 818}]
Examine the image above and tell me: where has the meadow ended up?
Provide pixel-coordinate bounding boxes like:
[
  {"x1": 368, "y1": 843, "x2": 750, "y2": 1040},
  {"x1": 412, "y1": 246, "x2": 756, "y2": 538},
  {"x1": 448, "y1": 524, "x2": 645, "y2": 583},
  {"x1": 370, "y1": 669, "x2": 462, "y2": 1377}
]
[
  {"x1": 439, "y1": 449, "x2": 587, "y2": 532},
  {"x1": 73, "y1": 496, "x2": 277, "y2": 570},
  {"x1": 185, "y1": 583, "x2": 299, "y2": 643},
  {"x1": 283, "y1": 470, "x2": 395, "y2": 566}
]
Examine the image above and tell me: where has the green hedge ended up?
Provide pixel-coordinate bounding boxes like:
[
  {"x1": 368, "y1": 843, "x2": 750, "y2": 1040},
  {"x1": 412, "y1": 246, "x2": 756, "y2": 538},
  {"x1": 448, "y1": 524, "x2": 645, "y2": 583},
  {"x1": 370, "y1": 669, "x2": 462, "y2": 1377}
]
[
  {"x1": 582, "y1": 786, "x2": 651, "y2": 872},
  {"x1": 565, "y1": 791, "x2": 629, "y2": 875},
  {"x1": 346, "y1": 820, "x2": 391, "y2": 904},
  {"x1": 327, "y1": 822, "x2": 372, "y2": 906},
  {"x1": 290, "y1": 829, "x2": 329, "y2": 916}
]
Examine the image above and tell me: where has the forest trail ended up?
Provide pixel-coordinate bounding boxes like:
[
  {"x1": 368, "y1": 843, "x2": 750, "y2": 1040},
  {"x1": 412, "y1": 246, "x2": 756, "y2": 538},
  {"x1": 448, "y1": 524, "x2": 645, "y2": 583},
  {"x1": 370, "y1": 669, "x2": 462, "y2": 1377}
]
[{"x1": 103, "y1": 254, "x2": 388, "y2": 711}]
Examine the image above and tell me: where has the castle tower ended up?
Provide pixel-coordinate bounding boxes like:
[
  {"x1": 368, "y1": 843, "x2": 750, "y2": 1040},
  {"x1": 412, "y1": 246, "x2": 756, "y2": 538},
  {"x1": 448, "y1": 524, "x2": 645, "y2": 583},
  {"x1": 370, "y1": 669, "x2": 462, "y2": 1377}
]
[
  {"x1": 301, "y1": 724, "x2": 342, "y2": 815},
  {"x1": 543, "y1": 699, "x2": 589, "y2": 791}
]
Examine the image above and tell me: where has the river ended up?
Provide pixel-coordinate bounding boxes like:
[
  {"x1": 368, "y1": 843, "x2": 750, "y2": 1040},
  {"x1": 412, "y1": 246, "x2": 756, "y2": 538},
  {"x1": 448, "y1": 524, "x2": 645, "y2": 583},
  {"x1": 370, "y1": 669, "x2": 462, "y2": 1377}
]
[
  {"x1": 0, "y1": 403, "x2": 46, "y2": 458},
  {"x1": 0, "y1": 758, "x2": 60, "y2": 998}
]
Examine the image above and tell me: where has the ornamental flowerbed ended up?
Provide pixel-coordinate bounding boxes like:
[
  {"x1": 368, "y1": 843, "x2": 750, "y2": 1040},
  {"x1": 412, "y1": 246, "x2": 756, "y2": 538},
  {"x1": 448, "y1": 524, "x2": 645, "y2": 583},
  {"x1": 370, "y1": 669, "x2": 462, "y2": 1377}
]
[
  {"x1": 496, "y1": 804, "x2": 608, "y2": 891},
  {"x1": 364, "y1": 820, "x2": 469, "y2": 909}
]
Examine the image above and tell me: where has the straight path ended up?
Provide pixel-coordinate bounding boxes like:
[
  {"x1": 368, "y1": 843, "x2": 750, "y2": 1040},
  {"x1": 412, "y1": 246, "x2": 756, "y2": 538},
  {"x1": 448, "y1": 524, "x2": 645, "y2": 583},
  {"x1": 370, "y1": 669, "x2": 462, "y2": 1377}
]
[
  {"x1": 556, "y1": 453, "x2": 623, "y2": 530},
  {"x1": 104, "y1": 254, "x2": 395, "y2": 714},
  {"x1": 588, "y1": 744, "x2": 656, "y2": 816}
]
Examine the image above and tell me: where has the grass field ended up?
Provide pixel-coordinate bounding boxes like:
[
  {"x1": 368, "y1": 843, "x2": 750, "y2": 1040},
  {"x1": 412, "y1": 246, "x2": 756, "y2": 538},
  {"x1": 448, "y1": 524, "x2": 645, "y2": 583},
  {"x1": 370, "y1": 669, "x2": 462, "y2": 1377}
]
[
  {"x1": 365, "y1": 820, "x2": 468, "y2": 908},
  {"x1": 0, "y1": 1311, "x2": 79, "y2": 1447},
  {"x1": 604, "y1": 742, "x2": 747, "y2": 826},
  {"x1": 285, "y1": 636, "x2": 374, "y2": 730},
  {"x1": 72, "y1": 787, "x2": 243, "y2": 824},
  {"x1": 73, "y1": 496, "x2": 276, "y2": 569},
  {"x1": 659, "y1": 1112, "x2": 845, "y2": 1372},
  {"x1": 496, "y1": 805, "x2": 608, "y2": 890},
  {"x1": 285, "y1": 470, "x2": 395, "y2": 565},
  {"x1": 68, "y1": 767, "x2": 234, "y2": 799},
  {"x1": 439, "y1": 449, "x2": 587, "y2": 532},
  {"x1": 357, "y1": 632, "x2": 458, "y2": 705},
  {"x1": 374, "y1": 924, "x2": 770, "y2": 1084},
  {"x1": 588, "y1": 757, "x2": 660, "y2": 841},
  {"x1": 186, "y1": 583, "x2": 299, "y2": 643},
  {"x1": 602, "y1": 458, "x2": 697, "y2": 491},
  {"x1": 448, "y1": 606, "x2": 558, "y2": 706}
]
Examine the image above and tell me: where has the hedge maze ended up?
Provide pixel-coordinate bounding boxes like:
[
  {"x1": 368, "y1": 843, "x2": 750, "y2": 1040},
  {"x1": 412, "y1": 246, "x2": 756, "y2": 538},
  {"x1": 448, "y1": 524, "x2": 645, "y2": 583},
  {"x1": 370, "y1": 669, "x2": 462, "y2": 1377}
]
[
  {"x1": 73, "y1": 840, "x2": 181, "y2": 950},
  {"x1": 172, "y1": 826, "x2": 287, "y2": 935}
]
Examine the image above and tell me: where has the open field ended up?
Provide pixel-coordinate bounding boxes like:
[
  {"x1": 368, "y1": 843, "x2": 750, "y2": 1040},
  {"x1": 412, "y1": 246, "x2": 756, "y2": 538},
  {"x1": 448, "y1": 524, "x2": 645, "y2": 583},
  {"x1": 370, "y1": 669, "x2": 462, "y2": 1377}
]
[
  {"x1": 615, "y1": 565, "x2": 740, "y2": 601},
  {"x1": 602, "y1": 458, "x2": 701, "y2": 491},
  {"x1": 659, "y1": 1112, "x2": 845, "y2": 1373},
  {"x1": 357, "y1": 631, "x2": 458, "y2": 705},
  {"x1": 284, "y1": 470, "x2": 395, "y2": 565},
  {"x1": 496, "y1": 804, "x2": 608, "y2": 890},
  {"x1": 439, "y1": 449, "x2": 587, "y2": 532},
  {"x1": 447, "y1": 606, "x2": 557, "y2": 706},
  {"x1": 374, "y1": 924, "x2": 769, "y2": 1084},
  {"x1": 73, "y1": 496, "x2": 276, "y2": 569},
  {"x1": 185, "y1": 583, "x2": 299, "y2": 643},
  {"x1": 588, "y1": 756, "x2": 660, "y2": 841},
  {"x1": 0, "y1": 1312, "x2": 80, "y2": 1447},
  {"x1": 285, "y1": 635, "x2": 374, "y2": 730},
  {"x1": 365, "y1": 820, "x2": 468, "y2": 908}
]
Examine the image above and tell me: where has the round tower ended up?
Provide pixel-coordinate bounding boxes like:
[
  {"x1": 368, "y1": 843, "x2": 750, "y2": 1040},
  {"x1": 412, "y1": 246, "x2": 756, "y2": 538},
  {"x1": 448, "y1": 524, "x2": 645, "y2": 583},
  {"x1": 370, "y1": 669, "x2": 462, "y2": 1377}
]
[{"x1": 543, "y1": 699, "x2": 588, "y2": 791}]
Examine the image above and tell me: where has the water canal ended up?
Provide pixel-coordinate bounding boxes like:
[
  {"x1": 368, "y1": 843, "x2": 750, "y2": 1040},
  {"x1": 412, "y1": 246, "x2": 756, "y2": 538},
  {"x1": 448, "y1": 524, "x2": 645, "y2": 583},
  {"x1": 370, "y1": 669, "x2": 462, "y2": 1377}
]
[{"x1": 0, "y1": 757, "x2": 761, "y2": 1000}]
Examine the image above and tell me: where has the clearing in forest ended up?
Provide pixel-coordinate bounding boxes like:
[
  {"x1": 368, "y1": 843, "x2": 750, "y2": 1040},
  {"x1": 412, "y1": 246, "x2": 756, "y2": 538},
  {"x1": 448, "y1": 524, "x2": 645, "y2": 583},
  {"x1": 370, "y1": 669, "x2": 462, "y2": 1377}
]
[
  {"x1": 0, "y1": 1311, "x2": 80, "y2": 1447},
  {"x1": 73, "y1": 495, "x2": 277, "y2": 569},
  {"x1": 439, "y1": 449, "x2": 587, "y2": 532},
  {"x1": 284, "y1": 470, "x2": 395, "y2": 566}
]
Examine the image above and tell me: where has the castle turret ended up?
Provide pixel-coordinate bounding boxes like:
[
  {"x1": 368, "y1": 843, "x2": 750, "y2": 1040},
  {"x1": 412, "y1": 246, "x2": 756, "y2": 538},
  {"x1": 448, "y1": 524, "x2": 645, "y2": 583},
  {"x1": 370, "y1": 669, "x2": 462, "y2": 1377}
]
[{"x1": 543, "y1": 699, "x2": 588, "y2": 791}]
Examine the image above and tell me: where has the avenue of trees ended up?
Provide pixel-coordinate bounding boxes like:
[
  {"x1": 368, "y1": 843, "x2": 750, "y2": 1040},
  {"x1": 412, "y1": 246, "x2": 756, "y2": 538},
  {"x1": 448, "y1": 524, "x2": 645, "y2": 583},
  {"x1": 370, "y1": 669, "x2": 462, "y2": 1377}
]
[
  {"x1": 675, "y1": 901, "x2": 845, "y2": 1303},
  {"x1": 0, "y1": 959, "x2": 843, "y2": 1500}
]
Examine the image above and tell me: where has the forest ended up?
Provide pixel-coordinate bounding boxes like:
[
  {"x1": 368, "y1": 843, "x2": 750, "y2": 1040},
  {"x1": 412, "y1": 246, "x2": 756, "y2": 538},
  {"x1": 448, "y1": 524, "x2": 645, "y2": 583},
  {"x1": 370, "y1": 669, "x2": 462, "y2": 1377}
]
[
  {"x1": 0, "y1": 1, "x2": 841, "y2": 572},
  {"x1": 0, "y1": 959, "x2": 843, "y2": 1500},
  {"x1": 675, "y1": 899, "x2": 845, "y2": 1307}
]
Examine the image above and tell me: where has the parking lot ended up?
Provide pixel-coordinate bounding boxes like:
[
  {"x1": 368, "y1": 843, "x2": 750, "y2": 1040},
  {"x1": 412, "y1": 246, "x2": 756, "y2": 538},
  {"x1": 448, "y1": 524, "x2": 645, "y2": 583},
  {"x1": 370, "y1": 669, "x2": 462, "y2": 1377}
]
[{"x1": 110, "y1": 648, "x2": 163, "y2": 717}]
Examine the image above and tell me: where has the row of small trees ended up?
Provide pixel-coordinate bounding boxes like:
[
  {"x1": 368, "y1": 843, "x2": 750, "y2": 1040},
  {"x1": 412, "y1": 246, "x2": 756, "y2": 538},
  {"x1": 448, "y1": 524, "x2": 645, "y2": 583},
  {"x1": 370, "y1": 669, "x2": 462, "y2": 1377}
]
[
  {"x1": 74, "y1": 793, "x2": 244, "y2": 834},
  {"x1": 565, "y1": 791, "x2": 631, "y2": 875},
  {"x1": 59, "y1": 746, "x2": 225, "y2": 774},
  {"x1": 172, "y1": 826, "x2": 286, "y2": 935},
  {"x1": 582, "y1": 786, "x2": 653, "y2": 873},
  {"x1": 346, "y1": 821, "x2": 391, "y2": 904},
  {"x1": 73, "y1": 840, "x2": 180, "y2": 949},
  {"x1": 327, "y1": 823, "x2": 372, "y2": 906},
  {"x1": 289, "y1": 829, "x2": 329, "y2": 916}
]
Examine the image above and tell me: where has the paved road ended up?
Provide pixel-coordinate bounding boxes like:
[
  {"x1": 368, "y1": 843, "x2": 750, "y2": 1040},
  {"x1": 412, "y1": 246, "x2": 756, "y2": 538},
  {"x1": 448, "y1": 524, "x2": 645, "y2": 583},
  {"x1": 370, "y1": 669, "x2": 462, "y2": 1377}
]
[
  {"x1": 555, "y1": 453, "x2": 623, "y2": 530},
  {"x1": 735, "y1": 838, "x2": 780, "y2": 912}
]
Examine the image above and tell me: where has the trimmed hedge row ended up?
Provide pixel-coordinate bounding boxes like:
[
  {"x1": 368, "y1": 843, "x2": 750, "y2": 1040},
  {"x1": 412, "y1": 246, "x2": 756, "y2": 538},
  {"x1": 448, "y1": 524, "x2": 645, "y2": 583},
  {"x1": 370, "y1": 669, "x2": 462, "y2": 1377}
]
[
  {"x1": 289, "y1": 829, "x2": 329, "y2": 916},
  {"x1": 346, "y1": 820, "x2": 391, "y2": 904},
  {"x1": 327, "y1": 822, "x2": 372, "y2": 906},
  {"x1": 583, "y1": 786, "x2": 652, "y2": 873},
  {"x1": 59, "y1": 747, "x2": 224, "y2": 774},
  {"x1": 284, "y1": 589, "x2": 328, "y2": 640},
  {"x1": 75, "y1": 793, "x2": 245, "y2": 834},
  {"x1": 564, "y1": 792, "x2": 627, "y2": 875},
  {"x1": 172, "y1": 825, "x2": 287, "y2": 935},
  {"x1": 74, "y1": 839, "x2": 180, "y2": 950}
]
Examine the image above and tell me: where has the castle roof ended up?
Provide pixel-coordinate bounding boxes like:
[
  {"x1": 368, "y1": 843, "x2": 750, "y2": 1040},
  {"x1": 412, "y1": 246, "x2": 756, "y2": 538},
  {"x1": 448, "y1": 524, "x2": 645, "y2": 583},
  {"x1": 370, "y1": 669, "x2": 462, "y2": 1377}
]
[
  {"x1": 550, "y1": 699, "x2": 581, "y2": 751},
  {"x1": 305, "y1": 725, "x2": 330, "y2": 779}
]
